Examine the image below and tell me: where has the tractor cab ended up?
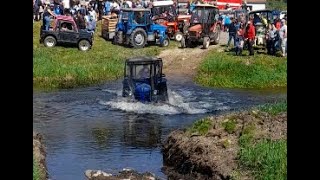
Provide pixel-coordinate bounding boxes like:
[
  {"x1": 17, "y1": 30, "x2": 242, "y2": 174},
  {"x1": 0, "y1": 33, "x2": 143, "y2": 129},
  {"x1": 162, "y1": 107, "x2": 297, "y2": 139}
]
[{"x1": 122, "y1": 57, "x2": 168, "y2": 103}]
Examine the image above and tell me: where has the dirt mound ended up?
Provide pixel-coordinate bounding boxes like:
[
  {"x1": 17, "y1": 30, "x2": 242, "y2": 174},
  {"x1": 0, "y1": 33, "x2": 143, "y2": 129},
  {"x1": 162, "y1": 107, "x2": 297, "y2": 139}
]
[
  {"x1": 33, "y1": 132, "x2": 48, "y2": 180},
  {"x1": 85, "y1": 169, "x2": 159, "y2": 180},
  {"x1": 162, "y1": 110, "x2": 287, "y2": 179}
]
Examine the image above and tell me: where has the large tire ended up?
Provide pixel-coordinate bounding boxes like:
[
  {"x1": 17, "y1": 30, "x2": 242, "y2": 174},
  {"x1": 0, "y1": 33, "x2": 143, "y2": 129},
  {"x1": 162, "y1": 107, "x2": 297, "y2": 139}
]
[
  {"x1": 160, "y1": 38, "x2": 170, "y2": 47},
  {"x1": 44, "y1": 36, "x2": 56, "y2": 48},
  {"x1": 130, "y1": 28, "x2": 147, "y2": 48},
  {"x1": 78, "y1": 39, "x2": 91, "y2": 51},
  {"x1": 203, "y1": 36, "x2": 210, "y2": 49},
  {"x1": 174, "y1": 32, "x2": 183, "y2": 42},
  {"x1": 180, "y1": 37, "x2": 186, "y2": 48},
  {"x1": 212, "y1": 25, "x2": 221, "y2": 45}
]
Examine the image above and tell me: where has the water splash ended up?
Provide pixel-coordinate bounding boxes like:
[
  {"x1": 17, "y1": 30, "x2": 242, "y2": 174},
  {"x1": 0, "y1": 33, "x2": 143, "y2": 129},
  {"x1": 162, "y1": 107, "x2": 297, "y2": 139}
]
[{"x1": 99, "y1": 89, "x2": 229, "y2": 115}]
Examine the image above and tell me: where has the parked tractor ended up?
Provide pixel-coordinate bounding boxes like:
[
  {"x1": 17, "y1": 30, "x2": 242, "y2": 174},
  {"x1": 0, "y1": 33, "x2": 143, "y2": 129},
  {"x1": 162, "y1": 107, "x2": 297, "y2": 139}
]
[
  {"x1": 248, "y1": 9, "x2": 273, "y2": 48},
  {"x1": 122, "y1": 57, "x2": 168, "y2": 103},
  {"x1": 151, "y1": 0, "x2": 191, "y2": 41},
  {"x1": 40, "y1": 15, "x2": 94, "y2": 51},
  {"x1": 180, "y1": 4, "x2": 221, "y2": 49},
  {"x1": 113, "y1": 8, "x2": 170, "y2": 48}
]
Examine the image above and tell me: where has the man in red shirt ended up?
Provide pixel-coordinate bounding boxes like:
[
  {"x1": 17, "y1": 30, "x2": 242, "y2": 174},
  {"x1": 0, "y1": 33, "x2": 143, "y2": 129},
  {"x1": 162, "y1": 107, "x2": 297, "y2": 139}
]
[{"x1": 244, "y1": 21, "x2": 255, "y2": 56}]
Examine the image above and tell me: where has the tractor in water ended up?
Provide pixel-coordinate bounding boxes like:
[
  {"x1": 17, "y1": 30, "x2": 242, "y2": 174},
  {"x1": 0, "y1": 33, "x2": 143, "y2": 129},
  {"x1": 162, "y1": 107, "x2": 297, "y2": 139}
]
[
  {"x1": 122, "y1": 57, "x2": 168, "y2": 103},
  {"x1": 113, "y1": 8, "x2": 170, "y2": 48}
]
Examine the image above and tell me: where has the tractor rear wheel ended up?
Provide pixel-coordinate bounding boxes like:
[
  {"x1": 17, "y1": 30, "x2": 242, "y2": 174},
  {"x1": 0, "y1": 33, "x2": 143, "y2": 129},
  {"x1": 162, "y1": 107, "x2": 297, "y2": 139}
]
[
  {"x1": 203, "y1": 37, "x2": 210, "y2": 49},
  {"x1": 180, "y1": 37, "x2": 186, "y2": 48},
  {"x1": 212, "y1": 25, "x2": 221, "y2": 45},
  {"x1": 130, "y1": 28, "x2": 147, "y2": 48}
]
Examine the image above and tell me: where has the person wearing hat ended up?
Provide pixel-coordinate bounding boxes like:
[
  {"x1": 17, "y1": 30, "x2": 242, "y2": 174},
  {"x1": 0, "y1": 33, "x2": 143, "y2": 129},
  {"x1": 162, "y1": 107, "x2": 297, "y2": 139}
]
[{"x1": 279, "y1": 19, "x2": 287, "y2": 57}]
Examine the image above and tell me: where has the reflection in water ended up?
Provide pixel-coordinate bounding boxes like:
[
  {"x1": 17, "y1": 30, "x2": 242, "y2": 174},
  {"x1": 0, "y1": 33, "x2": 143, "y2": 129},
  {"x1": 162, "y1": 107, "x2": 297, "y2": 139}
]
[
  {"x1": 121, "y1": 114, "x2": 162, "y2": 149},
  {"x1": 91, "y1": 127, "x2": 112, "y2": 149}
]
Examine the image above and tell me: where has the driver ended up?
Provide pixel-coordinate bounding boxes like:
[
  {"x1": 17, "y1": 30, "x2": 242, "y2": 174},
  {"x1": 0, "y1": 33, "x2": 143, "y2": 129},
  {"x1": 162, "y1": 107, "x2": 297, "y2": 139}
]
[{"x1": 138, "y1": 65, "x2": 150, "y2": 79}]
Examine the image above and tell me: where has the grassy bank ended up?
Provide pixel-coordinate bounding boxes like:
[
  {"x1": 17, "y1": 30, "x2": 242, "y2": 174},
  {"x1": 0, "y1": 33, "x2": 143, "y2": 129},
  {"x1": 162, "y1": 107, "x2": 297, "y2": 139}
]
[
  {"x1": 164, "y1": 101, "x2": 287, "y2": 180},
  {"x1": 195, "y1": 50, "x2": 287, "y2": 89},
  {"x1": 237, "y1": 102, "x2": 287, "y2": 180},
  {"x1": 33, "y1": 160, "x2": 41, "y2": 180},
  {"x1": 33, "y1": 22, "x2": 174, "y2": 89}
]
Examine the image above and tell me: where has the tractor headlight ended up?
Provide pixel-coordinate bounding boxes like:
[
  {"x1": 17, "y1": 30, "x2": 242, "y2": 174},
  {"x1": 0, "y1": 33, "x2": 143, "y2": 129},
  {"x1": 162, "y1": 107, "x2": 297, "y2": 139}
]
[
  {"x1": 153, "y1": 90, "x2": 158, "y2": 95},
  {"x1": 128, "y1": 91, "x2": 133, "y2": 96}
]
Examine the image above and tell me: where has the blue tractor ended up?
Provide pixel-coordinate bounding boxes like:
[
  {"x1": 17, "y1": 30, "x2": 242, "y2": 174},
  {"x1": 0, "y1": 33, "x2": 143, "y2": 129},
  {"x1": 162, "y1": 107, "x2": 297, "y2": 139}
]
[
  {"x1": 113, "y1": 8, "x2": 170, "y2": 48},
  {"x1": 122, "y1": 57, "x2": 168, "y2": 103}
]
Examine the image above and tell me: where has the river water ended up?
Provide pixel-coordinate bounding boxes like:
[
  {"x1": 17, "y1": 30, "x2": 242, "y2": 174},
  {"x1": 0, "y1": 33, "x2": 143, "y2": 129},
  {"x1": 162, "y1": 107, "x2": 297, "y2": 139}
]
[{"x1": 33, "y1": 78, "x2": 286, "y2": 180}]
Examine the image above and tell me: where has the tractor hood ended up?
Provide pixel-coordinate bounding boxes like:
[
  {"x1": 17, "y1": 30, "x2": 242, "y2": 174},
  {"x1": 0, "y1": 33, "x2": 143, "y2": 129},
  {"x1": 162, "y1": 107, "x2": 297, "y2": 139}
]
[
  {"x1": 152, "y1": 24, "x2": 167, "y2": 31},
  {"x1": 189, "y1": 24, "x2": 202, "y2": 32}
]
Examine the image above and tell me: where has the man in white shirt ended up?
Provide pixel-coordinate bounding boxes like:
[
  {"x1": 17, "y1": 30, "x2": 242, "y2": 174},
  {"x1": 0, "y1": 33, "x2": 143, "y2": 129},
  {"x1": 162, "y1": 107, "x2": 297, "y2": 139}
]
[
  {"x1": 279, "y1": 19, "x2": 287, "y2": 57},
  {"x1": 62, "y1": 0, "x2": 70, "y2": 10}
]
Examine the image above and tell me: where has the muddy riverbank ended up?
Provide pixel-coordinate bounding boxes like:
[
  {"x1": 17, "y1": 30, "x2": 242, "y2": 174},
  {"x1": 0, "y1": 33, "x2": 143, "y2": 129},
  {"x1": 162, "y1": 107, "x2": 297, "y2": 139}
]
[
  {"x1": 162, "y1": 104, "x2": 287, "y2": 179},
  {"x1": 33, "y1": 132, "x2": 48, "y2": 180}
]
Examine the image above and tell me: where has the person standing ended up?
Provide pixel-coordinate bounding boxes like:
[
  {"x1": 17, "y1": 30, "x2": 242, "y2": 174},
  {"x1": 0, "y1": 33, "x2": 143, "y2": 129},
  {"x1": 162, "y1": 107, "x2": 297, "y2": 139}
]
[
  {"x1": 235, "y1": 24, "x2": 244, "y2": 56},
  {"x1": 227, "y1": 18, "x2": 237, "y2": 49},
  {"x1": 42, "y1": 3, "x2": 56, "y2": 30},
  {"x1": 244, "y1": 21, "x2": 255, "y2": 56},
  {"x1": 266, "y1": 24, "x2": 277, "y2": 55},
  {"x1": 279, "y1": 19, "x2": 287, "y2": 57}
]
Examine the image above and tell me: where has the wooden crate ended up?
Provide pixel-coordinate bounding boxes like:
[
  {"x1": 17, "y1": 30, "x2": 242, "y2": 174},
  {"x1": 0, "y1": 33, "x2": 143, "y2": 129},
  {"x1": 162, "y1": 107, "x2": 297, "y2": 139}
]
[{"x1": 101, "y1": 16, "x2": 118, "y2": 32}]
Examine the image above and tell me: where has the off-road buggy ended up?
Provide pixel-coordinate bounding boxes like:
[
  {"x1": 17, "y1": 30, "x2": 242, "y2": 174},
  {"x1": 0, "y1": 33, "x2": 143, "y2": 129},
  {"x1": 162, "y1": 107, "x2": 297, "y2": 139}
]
[{"x1": 40, "y1": 15, "x2": 94, "y2": 51}]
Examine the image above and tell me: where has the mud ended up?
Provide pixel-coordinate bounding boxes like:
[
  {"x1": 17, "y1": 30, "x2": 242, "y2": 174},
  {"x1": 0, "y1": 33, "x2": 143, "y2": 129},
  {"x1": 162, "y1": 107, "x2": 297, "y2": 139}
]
[
  {"x1": 85, "y1": 168, "x2": 160, "y2": 180},
  {"x1": 162, "y1": 110, "x2": 287, "y2": 180},
  {"x1": 33, "y1": 132, "x2": 48, "y2": 180},
  {"x1": 158, "y1": 32, "x2": 228, "y2": 78}
]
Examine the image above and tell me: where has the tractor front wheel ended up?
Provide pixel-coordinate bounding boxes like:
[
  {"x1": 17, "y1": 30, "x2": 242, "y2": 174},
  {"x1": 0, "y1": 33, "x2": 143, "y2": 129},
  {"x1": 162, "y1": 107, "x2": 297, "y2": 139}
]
[
  {"x1": 160, "y1": 38, "x2": 170, "y2": 47},
  {"x1": 174, "y1": 32, "x2": 183, "y2": 42},
  {"x1": 130, "y1": 28, "x2": 147, "y2": 48}
]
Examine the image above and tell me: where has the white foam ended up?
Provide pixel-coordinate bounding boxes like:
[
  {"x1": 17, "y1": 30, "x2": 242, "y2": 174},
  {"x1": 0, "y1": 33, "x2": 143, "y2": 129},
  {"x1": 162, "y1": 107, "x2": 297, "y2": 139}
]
[{"x1": 99, "y1": 89, "x2": 230, "y2": 115}]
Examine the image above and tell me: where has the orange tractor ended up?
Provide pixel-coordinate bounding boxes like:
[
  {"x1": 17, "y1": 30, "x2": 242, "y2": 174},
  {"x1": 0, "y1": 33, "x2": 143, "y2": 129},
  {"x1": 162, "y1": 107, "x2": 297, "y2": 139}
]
[
  {"x1": 151, "y1": 0, "x2": 191, "y2": 41},
  {"x1": 181, "y1": 4, "x2": 221, "y2": 49}
]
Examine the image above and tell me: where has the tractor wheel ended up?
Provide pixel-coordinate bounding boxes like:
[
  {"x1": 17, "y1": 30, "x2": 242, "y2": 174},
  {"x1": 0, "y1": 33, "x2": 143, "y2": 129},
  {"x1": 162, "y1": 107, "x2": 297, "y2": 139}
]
[
  {"x1": 180, "y1": 37, "x2": 186, "y2": 48},
  {"x1": 130, "y1": 28, "x2": 147, "y2": 48},
  {"x1": 212, "y1": 25, "x2": 221, "y2": 45},
  {"x1": 78, "y1": 39, "x2": 91, "y2": 51},
  {"x1": 44, "y1": 36, "x2": 56, "y2": 48},
  {"x1": 203, "y1": 37, "x2": 210, "y2": 49},
  {"x1": 160, "y1": 38, "x2": 170, "y2": 47},
  {"x1": 174, "y1": 32, "x2": 183, "y2": 42}
]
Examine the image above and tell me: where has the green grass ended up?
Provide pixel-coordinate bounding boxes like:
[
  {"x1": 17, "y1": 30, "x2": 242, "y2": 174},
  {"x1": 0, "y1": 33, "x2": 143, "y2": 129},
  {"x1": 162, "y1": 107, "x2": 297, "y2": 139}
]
[
  {"x1": 33, "y1": 160, "x2": 40, "y2": 180},
  {"x1": 222, "y1": 118, "x2": 237, "y2": 134},
  {"x1": 187, "y1": 118, "x2": 212, "y2": 136},
  {"x1": 33, "y1": 21, "x2": 175, "y2": 89},
  {"x1": 239, "y1": 137, "x2": 287, "y2": 180},
  {"x1": 258, "y1": 101, "x2": 287, "y2": 115},
  {"x1": 195, "y1": 50, "x2": 287, "y2": 89}
]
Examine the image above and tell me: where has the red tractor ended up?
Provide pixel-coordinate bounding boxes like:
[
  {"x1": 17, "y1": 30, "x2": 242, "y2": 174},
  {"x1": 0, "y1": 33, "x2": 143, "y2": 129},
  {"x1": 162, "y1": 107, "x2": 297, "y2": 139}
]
[
  {"x1": 181, "y1": 4, "x2": 221, "y2": 49},
  {"x1": 151, "y1": 0, "x2": 191, "y2": 41}
]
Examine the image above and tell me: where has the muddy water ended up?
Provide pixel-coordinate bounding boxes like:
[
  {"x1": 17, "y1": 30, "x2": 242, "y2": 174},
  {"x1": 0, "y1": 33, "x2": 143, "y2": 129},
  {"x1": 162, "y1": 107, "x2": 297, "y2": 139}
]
[{"x1": 33, "y1": 77, "x2": 286, "y2": 180}]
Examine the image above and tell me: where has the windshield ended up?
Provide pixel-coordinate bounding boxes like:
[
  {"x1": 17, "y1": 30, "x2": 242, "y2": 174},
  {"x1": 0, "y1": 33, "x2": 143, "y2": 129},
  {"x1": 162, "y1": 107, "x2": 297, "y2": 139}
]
[
  {"x1": 126, "y1": 64, "x2": 154, "y2": 79},
  {"x1": 120, "y1": 11, "x2": 129, "y2": 21},
  {"x1": 191, "y1": 7, "x2": 217, "y2": 24},
  {"x1": 152, "y1": 5, "x2": 176, "y2": 16}
]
